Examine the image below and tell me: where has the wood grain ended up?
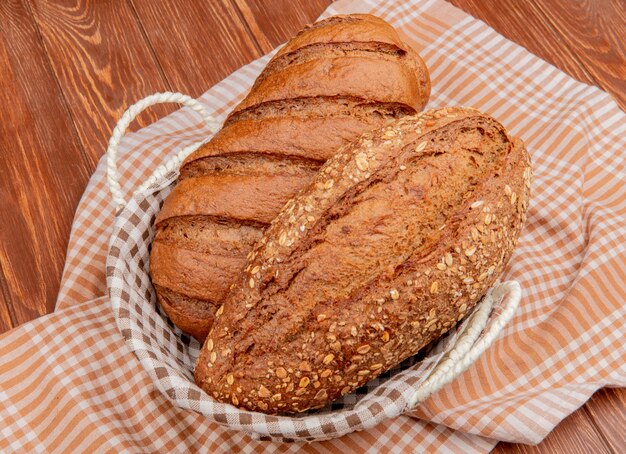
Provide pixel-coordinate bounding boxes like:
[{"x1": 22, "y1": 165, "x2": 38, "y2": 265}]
[
  {"x1": 0, "y1": 286, "x2": 12, "y2": 333},
  {"x1": 493, "y1": 403, "x2": 613, "y2": 453},
  {"x1": 532, "y1": 0, "x2": 626, "y2": 109},
  {"x1": 445, "y1": 0, "x2": 598, "y2": 86},
  {"x1": 130, "y1": 0, "x2": 262, "y2": 96},
  {"x1": 0, "y1": 0, "x2": 94, "y2": 326},
  {"x1": 29, "y1": 0, "x2": 174, "y2": 164},
  {"x1": 233, "y1": 0, "x2": 332, "y2": 53},
  {"x1": 584, "y1": 388, "x2": 626, "y2": 452},
  {"x1": 445, "y1": 0, "x2": 626, "y2": 110}
]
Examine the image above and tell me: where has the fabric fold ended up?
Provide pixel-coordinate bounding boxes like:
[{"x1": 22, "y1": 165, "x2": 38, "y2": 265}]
[{"x1": 1, "y1": 0, "x2": 624, "y2": 451}]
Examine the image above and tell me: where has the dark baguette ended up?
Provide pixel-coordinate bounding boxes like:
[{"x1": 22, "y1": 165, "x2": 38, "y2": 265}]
[
  {"x1": 194, "y1": 107, "x2": 532, "y2": 414},
  {"x1": 150, "y1": 14, "x2": 431, "y2": 340}
]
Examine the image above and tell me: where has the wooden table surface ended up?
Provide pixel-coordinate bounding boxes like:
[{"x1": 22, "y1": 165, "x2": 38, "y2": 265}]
[{"x1": 0, "y1": 0, "x2": 624, "y2": 451}]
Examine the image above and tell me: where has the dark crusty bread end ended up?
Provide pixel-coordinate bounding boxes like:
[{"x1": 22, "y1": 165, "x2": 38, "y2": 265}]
[{"x1": 194, "y1": 107, "x2": 532, "y2": 414}]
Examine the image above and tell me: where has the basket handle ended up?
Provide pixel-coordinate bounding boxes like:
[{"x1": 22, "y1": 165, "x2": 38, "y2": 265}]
[
  {"x1": 408, "y1": 280, "x2": 521, "y2": 408},
  {"x1": 106, "y1": 92, "x2": 219, "y2": 210}
]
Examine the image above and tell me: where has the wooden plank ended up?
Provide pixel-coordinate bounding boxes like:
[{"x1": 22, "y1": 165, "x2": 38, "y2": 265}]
[
  {"x1": 0, "y1": 0, "x2": 94, "y2": 327},
  {"x1": 129, "y1": 0, "x2": 262, "y2": 96},
  {"x1": 29, "y1": 0, "x2": 174, "y2": 165},
  {"x1": 492, "y1": 402, "x2": 612, "y2": 453},
  {"x1": 0, "y1": 274, "x2": 15, "y2": 333},
  {"x1": 445, "y1": 0, "x2": 597, "y2": 86},
  {"x1": 233, "y1": 0, "x2": 332, "y2": 53},
  {"x1": 531, "y1": 0, "x2": 626, "y2": 109},
  {"x1": 584, "y1": 388, "x2": 626, "y2": 452}
]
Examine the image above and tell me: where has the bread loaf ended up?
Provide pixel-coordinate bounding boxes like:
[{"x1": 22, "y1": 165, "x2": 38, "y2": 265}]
[
  {"x1": 194, "y1": 107, "x2": 532, "y2": 414},
  {"x1": 150, "y1": 14, "x2": 431, "y2": 340}
]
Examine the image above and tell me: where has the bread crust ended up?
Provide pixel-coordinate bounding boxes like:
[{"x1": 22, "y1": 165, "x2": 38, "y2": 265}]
[
  {"x1": 150, "y1": 13, "x2": 431, "y2": 340},
  {"x1": 194, "y1": 107, "x2": 532, "y2": 414}
]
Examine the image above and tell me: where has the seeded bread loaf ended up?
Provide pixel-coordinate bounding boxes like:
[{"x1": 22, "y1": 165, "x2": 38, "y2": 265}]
[
  {"x1": 194, "y1": 107, "x2": 532, "y2": 414},
  {"x1": 150, "y1": 14, "x2": 431, "y2": 340}
]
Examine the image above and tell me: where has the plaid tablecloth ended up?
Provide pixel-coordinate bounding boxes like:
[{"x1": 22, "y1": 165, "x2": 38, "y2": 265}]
[{"x1": 2, "y1": 0, "x2": 625, "y2": 452}]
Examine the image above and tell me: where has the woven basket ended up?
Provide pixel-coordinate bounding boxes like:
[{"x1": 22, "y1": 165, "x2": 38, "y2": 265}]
[{"x1": 105, "y1": 93, "x2": 522, "y2": 442}]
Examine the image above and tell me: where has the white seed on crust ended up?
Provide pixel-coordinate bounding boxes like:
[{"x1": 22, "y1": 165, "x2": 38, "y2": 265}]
[
  {"x1": 355, "y1": 153, "x2": 369, "y2": 171},
  {"x1": 258, "y1": 385, "x2": 271, "y2": 398},
  {"x1": 390, "y1": 289, "x2": 400, "y2": 300},
  {"x1": 471, "y1": 200, "x2": 484, "y2": 209},
  {"x1": 464, "y1": 246, "x2": 477, "y2": 257},
  {"x1": 314, "y1": 389, "x2": 328, "y2": 400},
  {"x1": 278, "y1": 232, "x2": 287, "y2": 246},
  {"x1": 415, "y1": 141, "x2": 427, "y2": 152}
]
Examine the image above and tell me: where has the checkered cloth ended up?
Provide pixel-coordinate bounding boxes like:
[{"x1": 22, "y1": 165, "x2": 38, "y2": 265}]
[
  {"x1": 1, "y1": 0, "x2": 625, "y2": 451},
  {"x1": 107, "y1": 169, "x2": 521, "y2": 441}
]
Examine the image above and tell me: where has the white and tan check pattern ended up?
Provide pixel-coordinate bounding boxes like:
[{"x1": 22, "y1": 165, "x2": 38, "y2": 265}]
[
  {"x1": 106, "y1": 174, "x2": 519, "y2": 441},
  {"x1": 2, "y1": 0, "x2": 625, "y2": 451}
]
